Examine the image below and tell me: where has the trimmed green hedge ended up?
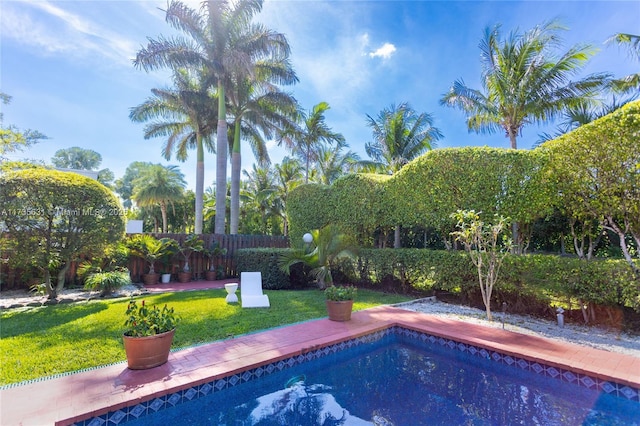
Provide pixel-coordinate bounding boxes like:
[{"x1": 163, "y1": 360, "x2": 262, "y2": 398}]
[
  {"x1": 234, "y1": 248, "x2": 291, "y2": 289},
  {"x1": 236, "y1": 247, "x2": 639, "y2": 318},
  {"x1": 341, "y1": 249, "x2": 639, "y2": 313}
]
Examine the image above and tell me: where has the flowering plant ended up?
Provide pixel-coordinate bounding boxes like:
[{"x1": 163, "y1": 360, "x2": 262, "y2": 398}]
[
  {"x1": 324, "y1": 285, "x2": 357, "y2": 301},
  {"x1": 124, "y1": 299, "x2": 179, "y2": 337}
]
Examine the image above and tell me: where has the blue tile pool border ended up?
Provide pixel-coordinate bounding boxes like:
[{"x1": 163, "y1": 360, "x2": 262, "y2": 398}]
[{"x1": 74, "y1": 325, "x2": 640, "y2": 425}]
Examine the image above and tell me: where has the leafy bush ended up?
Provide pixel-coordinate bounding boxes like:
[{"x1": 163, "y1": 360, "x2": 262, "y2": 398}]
[
  {"x1": 83, "y1": 270, "x2": 131, "y2": 296},
  {"x1": 123, "y1": 299, "x2": 179, "y2": 337},
  {"x1": 324, "y1": 285, "x2": 357, "y2": 301},
  {"x1": 235, "y1": 248, "x2": 291, "y2": 289},
  {"x1": 337, "y1": 249, "x2": 639, "y2": 314}
]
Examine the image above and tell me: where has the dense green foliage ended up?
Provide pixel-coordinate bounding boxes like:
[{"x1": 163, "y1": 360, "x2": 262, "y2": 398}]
[
  {"x1": 235, "y1": 248, "x2": 291, "y2": 289},
  {"x1": 0, "y1": 289, "x2": 410, "y2": 385},
  {"x1": 542, "y1": 101, "x2": 640, "y2": 274},
  {"x1": 83, "y1": 271, "x2": 132, "y2": 296},
  {"x1": 288, "y1": 103, "x2": 638, "y2": 259},
  {"x1": 0, "y1": 168, "x2": 125, "y2": 298},
  {"x1": 340, "y1": 249, "x2": 639, "y2": 314}
]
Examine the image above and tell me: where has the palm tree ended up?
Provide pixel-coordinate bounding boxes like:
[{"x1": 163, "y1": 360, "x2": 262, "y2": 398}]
[
  {"x1": 134, "y1": 0, "x2": 290, "y2": 234},
  {"x1": 606, "y1": 33, "x2": 640, "y2": 94},
  {"x1": 364, "y1": 102, "x2": 442, "y2": 248},
  {"x1": 315, "y1": 140, "x2": 361, "y2": 185},
  {"x1": 130, "y1": 68, "x2": 215, "y2": 234},
  {"x1": 242, "y1": 163, "x2": 280, "y2": 234},
  {"x1": 228, "y1": 58, "x2": 298, "y2": 234},
  {"x1": 441, "y1": 20, "x2": 608, "y2": 149},
  {"x1": 536, "y1": 96, "x2": 636, "y2": 144},
  {"x1": 278, "y1": 102, "x2": 345, "y2": 183},
  {"x1": 131, "y1": 164, "x2": 186, "y2": 233},
  {"x1": 274, "y1": 157, "x2": 304, "y2": 235},
  {"x1": 364, "y1": 103, "x2": 442, "y2": 174}
]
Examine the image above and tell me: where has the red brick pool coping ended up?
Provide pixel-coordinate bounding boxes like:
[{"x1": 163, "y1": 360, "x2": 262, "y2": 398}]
[{"x1": 1, "y1": 305, "x2": 638, "y2": 425}]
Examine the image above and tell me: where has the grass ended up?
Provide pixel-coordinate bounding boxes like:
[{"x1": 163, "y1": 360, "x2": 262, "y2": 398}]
[{"x1": 0, "y1": 288, "x2": 411, "y2": 386}]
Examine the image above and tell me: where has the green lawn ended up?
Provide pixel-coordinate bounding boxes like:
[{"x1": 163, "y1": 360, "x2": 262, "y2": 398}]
[{"x1": 0, "y1": 288, "x2": 411, "y2": 386}]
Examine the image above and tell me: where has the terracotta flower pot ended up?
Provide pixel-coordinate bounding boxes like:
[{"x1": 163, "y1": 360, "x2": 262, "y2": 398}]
[
  {"x1": 143, "y1": 273, "x2": 159, "y2": 286},
  {"x1": 123, "y1": 329, "x2": 175, "y2": 370},
  {"x1": 205, "y1": 270, "x2": 217, "y2": 281},
  {"x1": 326, "y1": 300, "x2": 354, "y2": 321},
  {"x1": 177, "y1": 271, "x2": 192, "y2": 283}
]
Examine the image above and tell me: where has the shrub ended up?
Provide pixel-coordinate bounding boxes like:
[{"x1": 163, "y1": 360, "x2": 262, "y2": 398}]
[
  {"x1": 83, "y1": 270, "x2": 131, "y2": 297},
  {"x1": 235, "y1": 248, "x2": 291, "y2": 289}
]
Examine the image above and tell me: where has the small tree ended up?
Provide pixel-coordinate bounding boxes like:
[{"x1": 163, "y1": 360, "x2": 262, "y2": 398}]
[
  {"x1": 451, "y1": 210, "x2": 512, "y2": 320},
  {"x1": 0, "y1": 168, "x2": 125, "y2": 298}
]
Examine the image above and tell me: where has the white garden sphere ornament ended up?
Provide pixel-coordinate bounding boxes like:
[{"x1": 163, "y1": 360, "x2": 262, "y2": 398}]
[{"x1": 303, "y1": 233, "x2": 313, "y2": 244}]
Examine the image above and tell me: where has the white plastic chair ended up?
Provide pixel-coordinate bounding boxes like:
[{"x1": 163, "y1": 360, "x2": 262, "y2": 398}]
[{"x1": 240, "y1": 272, "x2": 270, "y2": 308}]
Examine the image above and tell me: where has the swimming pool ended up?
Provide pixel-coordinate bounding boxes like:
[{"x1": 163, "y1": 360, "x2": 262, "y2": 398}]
[{"x1": 79, "y1": 327, "x2": 640, "y2": 425}]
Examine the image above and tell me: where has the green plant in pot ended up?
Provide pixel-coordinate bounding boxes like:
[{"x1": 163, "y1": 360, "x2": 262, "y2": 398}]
[
  {"x1": 176, "y1": 234, "x2": 204, "y2": 282},
  {"x1": 128, "y1": 235, "x2": 177, "y2": 286},
  {"x1": 203, "y1": 241, "x2": 227, "y2": 281},
  {"x1": 122, "y1": 299, "x2": 179, "y2": 369},
  {"x1": 324, "y1": 285, "x2": 357, "y2": 321}
]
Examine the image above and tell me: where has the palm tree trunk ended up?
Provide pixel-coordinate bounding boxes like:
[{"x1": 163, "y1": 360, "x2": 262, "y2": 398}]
[
  {"x1": 230, "y1": 121, "x2": 242, "y2": 234},
  {"x1": 195, "y1": 133, "x2": 204, "y2": 234},
  {"x1": 215, "y1": 82, "x2": 228, "y2": 234},
  {"x1": 160, "y1": 202, "x2": 168, "y2": 233}
]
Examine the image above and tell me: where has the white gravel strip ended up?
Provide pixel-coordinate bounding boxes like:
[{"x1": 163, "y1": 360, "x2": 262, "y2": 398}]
[{"x1": 395, "y1": 297, "x2": 640, "y2": 358}]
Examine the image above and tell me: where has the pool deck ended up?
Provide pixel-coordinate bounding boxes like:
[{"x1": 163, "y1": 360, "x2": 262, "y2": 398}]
[{"x1": 1, "y1": 282, "x2": 639, "y2": 425}]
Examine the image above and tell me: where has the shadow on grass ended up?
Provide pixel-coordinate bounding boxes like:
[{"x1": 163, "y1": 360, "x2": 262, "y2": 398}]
[{"x1": 0, "y1": 302, "x2": 110, "y2": 339}]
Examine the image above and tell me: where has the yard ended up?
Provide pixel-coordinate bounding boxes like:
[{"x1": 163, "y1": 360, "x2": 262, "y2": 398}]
[{"x1": 0, "y1": 288, "x2": 411, "y2": 386}]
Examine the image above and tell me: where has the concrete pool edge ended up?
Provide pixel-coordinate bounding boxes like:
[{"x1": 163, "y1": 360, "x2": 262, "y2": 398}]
[{"x1": 0, "y1": 305, "x2": 637, "y2": 425}]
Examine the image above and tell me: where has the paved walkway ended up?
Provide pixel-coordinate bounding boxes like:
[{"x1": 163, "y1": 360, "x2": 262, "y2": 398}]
[{"x1": 1, "y1": 282, "x2": 639, "y2": 425}]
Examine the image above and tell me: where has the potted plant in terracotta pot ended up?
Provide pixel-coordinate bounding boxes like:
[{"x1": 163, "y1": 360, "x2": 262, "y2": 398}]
[
  {"x1": 122, "y1": 299, "x2": 179, "y2": 369},
  {"x1": 176, "y1": 234, "x2": 204, "y2": 283},
  {"x1": 128, "y1": 235, "x2": 177, "y2": 286},
  {"x1": 324, "y1": 285, "x2": 357, "y2": 321},
  {"x1": 203, "y1": 242, "x2": 227, "y2": 281}
]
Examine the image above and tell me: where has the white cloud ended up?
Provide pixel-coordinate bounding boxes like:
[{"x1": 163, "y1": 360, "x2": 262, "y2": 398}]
[
  {"x1": 369, "y1": 42, "x2": 397, "y2": 59},
  {"x1": 2, "y1": 1, "x2": 138, "y2": 68}
]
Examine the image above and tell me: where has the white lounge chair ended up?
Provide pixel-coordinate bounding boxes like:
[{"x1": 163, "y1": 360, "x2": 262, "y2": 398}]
[{"x1": 240, "y1": 272, "x2": 270, "y2": 308}]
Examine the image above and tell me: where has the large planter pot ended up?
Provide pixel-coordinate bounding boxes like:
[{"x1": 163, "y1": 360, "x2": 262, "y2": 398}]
[
  {"x1": 177, "y1": 271, "x2": 192, "y2": 283},
  {"x1": 123, "y1": 329, "x2": 175, "y2": 370},
  {"x1": 143, "y1": 273, "x2": 159, "y2": 286},
  {"x1": 205, "y1": 270, "x2": 217, "y2": 281},
  {"x1": 326, "y1": 300, "x2": 354, "y2": 322}
]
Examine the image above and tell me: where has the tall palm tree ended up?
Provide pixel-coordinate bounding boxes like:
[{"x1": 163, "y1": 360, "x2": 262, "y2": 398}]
[
  {"x1": 132, "y1": 164, "x2": 186, "y2": 233},
  {"x1": 130, "y1": 68, "x2": 216, "y2": 234},
  {"x1": 134, "y1": 0, "x2": 291, "y2": 234},
  {"x1": 364, "y1": 102, "x2": 442, "y2": 248},
  {"x1": 228, "y1": 57, "x2": 298, "y2": 234},
  {"x1": 441, "y1": 20, "x2": 607, "y2": 149},
  {"x1": 278, "y1": 102, "x2": 345, "y2": 183},
  {"x1": 364, "y1": 102, "x2": 442, "y2": 174}
]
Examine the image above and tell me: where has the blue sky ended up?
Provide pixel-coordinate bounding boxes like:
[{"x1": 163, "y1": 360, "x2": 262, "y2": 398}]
[{"x1": 2, "y1": 0, "x2": 638, "y2": 191}]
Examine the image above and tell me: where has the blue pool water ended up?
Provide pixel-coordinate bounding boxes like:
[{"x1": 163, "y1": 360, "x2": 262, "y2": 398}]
[{"x1": 105, "y1": 329, "x2": 640, "y2": 425}]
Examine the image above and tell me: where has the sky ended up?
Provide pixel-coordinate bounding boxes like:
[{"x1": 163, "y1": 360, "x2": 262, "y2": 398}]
[{"x1": 2, "y1": 0, "x2": 639, "y2": 192}]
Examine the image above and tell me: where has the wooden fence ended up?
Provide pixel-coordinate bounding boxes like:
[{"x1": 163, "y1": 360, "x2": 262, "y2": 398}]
[{"x1": 0, "y1": 234, "x2": 289, "y2": 290}]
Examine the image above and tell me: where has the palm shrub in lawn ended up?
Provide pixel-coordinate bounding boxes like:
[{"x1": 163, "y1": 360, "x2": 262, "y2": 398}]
[{"x1": 0, "y1": 289, "x2": 410, "y2": 385}]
